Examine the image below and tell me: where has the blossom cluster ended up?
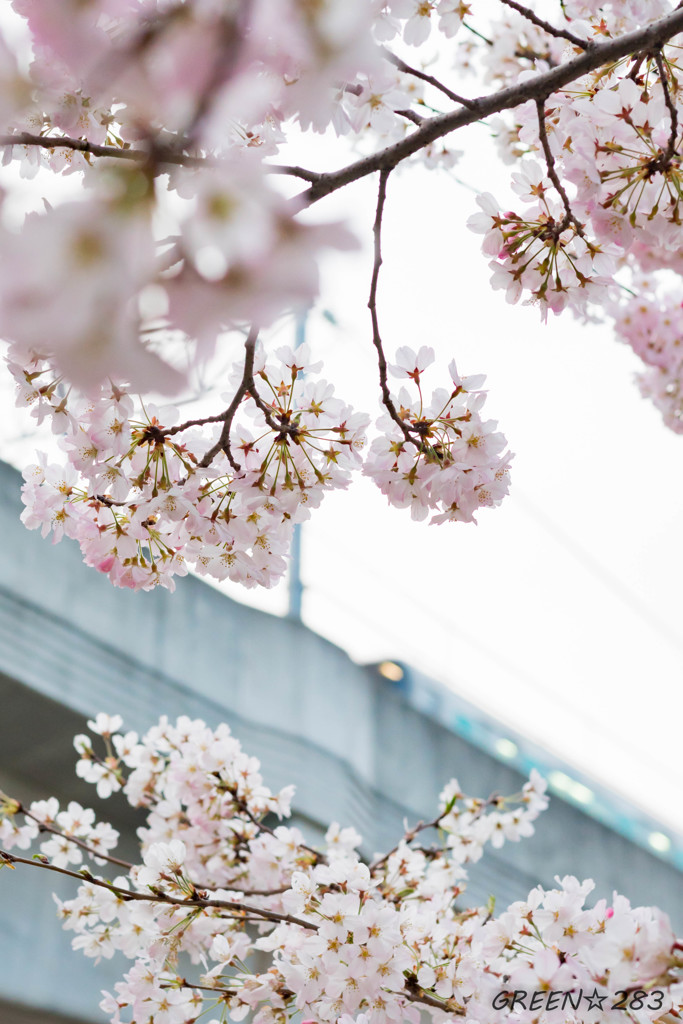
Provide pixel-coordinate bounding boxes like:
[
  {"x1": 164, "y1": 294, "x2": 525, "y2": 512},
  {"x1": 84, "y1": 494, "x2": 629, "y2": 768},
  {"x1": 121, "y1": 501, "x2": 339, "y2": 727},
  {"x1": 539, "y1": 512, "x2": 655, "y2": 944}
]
[
  {"x1": 363, "y1": 347, "x2": 512, "y2": 523},
  {"x1": 467, "y1": 181, "x2": 618, "y2": 320},
  {"x1": 0, "y1": 712, "x2": 682, "y2": 1024},
  {"x1": 10, "y1": 340, "x2": 369, "y2": 590},
  {"x1": 10, "y1": 340, "x2": 507, "y2": 590},
  {"x1": 611, "y1": 281, "x2": 683, "y2": 433},
  {"x1": 451, "y1": 1, "x2": 683, "y2": 429},
  {"x1": 4, "y1": 0, "x2": 683, "y2": 584},
  {"x1": 466, "y1": 0, "x2": 683, "y2": 261}
]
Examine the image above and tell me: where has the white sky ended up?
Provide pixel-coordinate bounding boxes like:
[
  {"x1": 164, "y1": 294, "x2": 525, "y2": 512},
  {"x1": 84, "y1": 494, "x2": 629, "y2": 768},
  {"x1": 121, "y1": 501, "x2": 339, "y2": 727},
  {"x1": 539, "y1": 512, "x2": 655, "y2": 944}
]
[{"x1": 1, "y1": 6, "x2": 682, "y2": 840}]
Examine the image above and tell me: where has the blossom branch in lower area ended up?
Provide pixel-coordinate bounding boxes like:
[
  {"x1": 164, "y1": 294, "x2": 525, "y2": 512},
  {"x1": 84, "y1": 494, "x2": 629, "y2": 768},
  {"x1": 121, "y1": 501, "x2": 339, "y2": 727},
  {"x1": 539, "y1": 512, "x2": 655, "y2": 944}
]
[{"x1": 0, "y1": 713, "x2": 681, "y2": 1024}]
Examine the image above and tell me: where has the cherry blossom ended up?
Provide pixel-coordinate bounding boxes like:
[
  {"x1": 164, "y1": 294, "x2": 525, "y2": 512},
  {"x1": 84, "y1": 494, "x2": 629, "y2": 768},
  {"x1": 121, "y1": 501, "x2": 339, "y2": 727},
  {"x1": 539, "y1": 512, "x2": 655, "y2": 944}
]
[
  {"x1": 2, "y1": 0, "x2": 683, "y2": 590},
  {"x1": 365, "y1": 349, "x2": 511, "y2": 523},
  {"x1": 0, "y1": 715, "x2": 681, "y2": 1024}
]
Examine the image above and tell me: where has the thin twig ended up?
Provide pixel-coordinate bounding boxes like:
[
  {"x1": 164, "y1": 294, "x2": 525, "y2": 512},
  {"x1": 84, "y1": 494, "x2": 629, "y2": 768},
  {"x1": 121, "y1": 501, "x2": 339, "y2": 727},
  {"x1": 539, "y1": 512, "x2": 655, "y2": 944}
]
[
  {"x1": 164, "y1": 411, "x2": 240, "y2": 437},
  {"x1": 383, "y1": 49, "x2": 478, "y2": 109},
  {"x1": 370, "y1": 813, "x2": 446, "y2": 873},
  {"x1": 497, "y1": 0, "x2": 594, "y2": 51},
  {"x1": 395, "y1": 109, "x2": 425, "y2": 126},
  {"x1": 222, "y1": 783, "x2": 326, "y2": 866},
  {"x1": 243, "y1": 380, "x2": 288, "y2": 434},
  {"x1": 0, "y1": 132, "x2": 207, "y2": 167},
  {"x1": 160, "y1": 981, "x2": 239, "y2": 995},
  {"x1": 402, "y1": 979, "x2": 465, "y2": 1015},
  {"x1": 368, "y1": 170, "x2": 420, "y2": 450},
  {"x1": 535, "y1": 97, "x2": 584, "y2": 236},
  {"x1": 266, "y1": 164, "x2": 323, "y2": 183},
  {"x1": 197, "y1": 326, "x2": 259, "y2": 470},
  {"x1": 172, "y1": 326, "x2": 307, "y2": 471},
  {"x1": 94, "y1": 494, "x2": 128, "y2": 507},
  {"x1": 19, "y1": 803, "x2": 290, "y2": 896},
  {"x1": 370, "y1": 793, "x2": 502, "y2": 873},
  {"x1": 20, "y1": 806, "x2": 134, "y2": 871},
  {"x1": 653, "y1": 47, "x2": 680, "y2": 169},
  {"x1": 0, "y1": 849, "x2": 318, "y2": 931}
]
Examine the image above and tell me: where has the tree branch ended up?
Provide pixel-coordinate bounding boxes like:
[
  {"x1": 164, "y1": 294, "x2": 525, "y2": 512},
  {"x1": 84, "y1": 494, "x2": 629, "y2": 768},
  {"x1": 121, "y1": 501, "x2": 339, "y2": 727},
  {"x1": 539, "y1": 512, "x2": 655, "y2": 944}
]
[
  {"x1": 0, "y1": 849, "x2": 318, "y2": 931},
  {"x1": 382, "y1": 48, "x2": 477, "y2": 109},
  {"x1": 20, "y1": 806, "x2": 134, "y2": 872},
  {"x1": 18, "y1": 802, "x2": 290, "y2": 896},
  {"x1": 497, "y1": 0, "x2": 594, "y2": 51},
  {"x1": 395, "y1": 109, "x2": 426, "y2": 126},
  {"x1": 197, "y1": 326, "x2": 259, "y2": 470},
  {"x1": 266, "y1": 164, "x2": 323, "y2": 183},
  {"x1": 654, "y1": 47, "x2": 680, "y2": 169},
  {"x1": 298, "y1": 6, "x2": 683, "y2": 206},
  {"x1": 0, "y1": 132, "x2": 207, "y2": 167},
  {"x1": 535, "y1": 97, "x2": 584, "y2": 235},
  {"x1": 5, "y1": 6, "x2": 683, "y2": 211},
  {"x1": 402, "y1": 979, "x2": 465, "y2": 1015},
  {"x1": 171, "y1": 324, "x2": 309, "y2": 471},
  {"x1": 5, "y1": 9, "x2": 683, "y2": 221},
  {"x1": 370, "y1": 792, "x2": 501, "y2": 873},
  {"x1": 368, "y1": 169, "x2": 420, "y2": 450},
  {"x1": 370, "y1": 812, "x2": 446, "y2": 873}
]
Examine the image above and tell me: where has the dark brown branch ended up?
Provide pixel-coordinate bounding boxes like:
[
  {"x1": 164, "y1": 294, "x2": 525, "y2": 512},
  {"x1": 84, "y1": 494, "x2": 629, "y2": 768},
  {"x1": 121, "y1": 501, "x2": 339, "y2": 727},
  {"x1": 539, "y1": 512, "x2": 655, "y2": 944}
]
[
  {"x1": 94, "y1": 494, "x2": 128, "y2": 507},
  {"x1": 266, "y1": 164, "x2": 323, "y2": 183},
  {"x1": 402, "y1": 979, "x2": 465, "y2": 1015},
  {"x1": 5, "y1": 8, "x2": 683, "y2": 220},
  {"x1": 370, "y1": 812, "x2": 446, "y2": 873},
  {"x1": 514, "y1": 46, "x2": 558, "y2": 67},
  {"x1": 243, "y1": 380, "x2": 287, "y2": 434},
  {"x1": 535, "y1": 97, "x2": 584, "y2": 236},
  {"x1": 395, "y1": 109, "x2": 425, "y2": 126},
  {"x1": 497, "y1": 0, "x2": 594, "y2": 51},
  {"x1": 4, "y1": 6, "x2": 683, "y2": 213},
  {"x1": 168, "y1": 327, "x2": 312, "y2": 469},
  {"x1": 172, "y1": 326, "x2": 307, "y2": 470},
  {"x1": 383, "y1": 49, "x2": 477, "y2": 109},
  {"x1": 299, "y1": 6, "x2": 683, "y2": 206},
  {"x1": 164, "y1": 411, "x2": 239, "y2": 437},
  {"x1": 19, "y1": 803, "x2": 288, "y2": 895},
  {"x1": 197, "y1": 326, "x2": 259, "y2": 470},
  {"x1": 0, "y1": 132, "x2": 207, "y2": 167},
  {"x1": 20, "y1": 806, "x2": 133, "y2": 871},
  {"x1": 161, "y1": 981, "x2": 240, "y2": 995},
  {"x1": 368, "y1": 170, "x2": 420, "y2": 450},
  {"x1": 0, "y1": 849, "x2": 318, "y2": 931},
  {"x1": 370, "y1": 792, "x2": 501, "y2": 874},
  {"x1": 654, "y1": 47, "x2": 680, "y2": 169},
  {"x1": 220, "y1": 782, "x2": 326, "y2": 866}
]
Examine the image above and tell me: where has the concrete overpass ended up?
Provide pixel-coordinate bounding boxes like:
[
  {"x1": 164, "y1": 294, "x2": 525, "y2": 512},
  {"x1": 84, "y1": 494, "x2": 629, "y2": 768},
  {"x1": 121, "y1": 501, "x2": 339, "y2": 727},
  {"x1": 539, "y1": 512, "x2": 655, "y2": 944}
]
[{"x1": 0, "y1": 458, "x2": 680, "y2": 1023}]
